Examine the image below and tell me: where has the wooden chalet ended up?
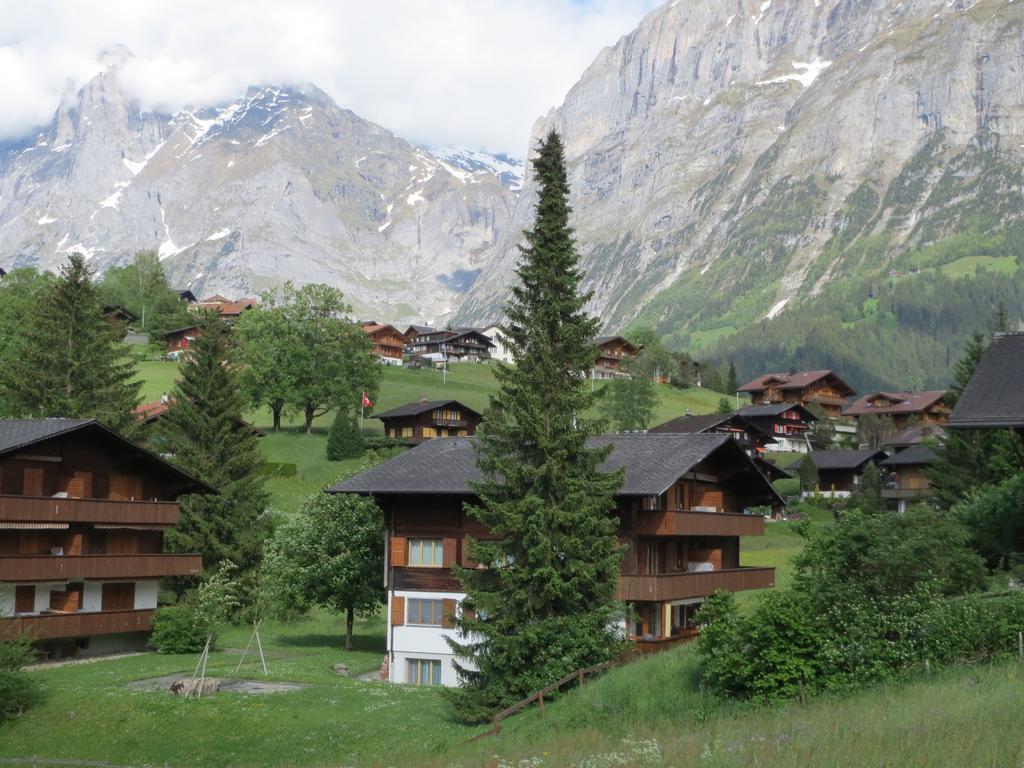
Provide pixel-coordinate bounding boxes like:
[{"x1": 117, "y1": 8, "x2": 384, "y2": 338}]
[
  {"x1": 163, "y1": 325, "x2": 201, "y2": 357},
  {"x1": 373, "y1": 400, "x2": 482, "y2": 443},
  {"x1": 843, "y1": 390, "x2": 950, "y2": 430},
  {"x1": 0, "y1": 419, "x2": 212, "y2": 657},
  {"x1": 193, "y1": 295, "x2": 256, "y2": 320},
  {"x1": 329, "y1": 434, "x2": 780, "y2": 685},
  {"x1": 409, "y1": 328, "x2": 495, "y2": 363},
  {"x1": 593, "y1": 336, "x2": 641, "y2": 379},
  {"x1": 402, "y1": 325, "x2": 436, "y2": 349},
  {"x1": 880, "y1": 444, "x2": 937, "y2": 513},
  {"x1": 796, "y1": 448, "x2": 887, "y2": 497},
  {"x1": 883, "y1": 424, "x2": 947, "y2": 451},
  {"x1": 949, "y1": 332, "x2": 1024, "y2": 431},
  {"x1": 735, "y1": 403, "x2": 816, "y2": 453},
  {"x1": 362, "y1": 323, "x2": 405, "y2": 366},
  {"x1": 738, "y1": 370, "x2": 855, "y2": 418},
  {"x1": 648, "y1": 413, "x2": 789, "y2": 483}
]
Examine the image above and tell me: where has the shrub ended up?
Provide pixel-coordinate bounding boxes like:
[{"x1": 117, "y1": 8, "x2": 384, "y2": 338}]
[
  {"x1": 149, "y1": 605, "x2": 211, "y2": 654},
  {"x1": 0, "y1": 636, "x2": 42, "y2": 721},
  {"x1": 0, "y1": 671, "x2": 42, "y2": 721},
  {"x1": 326, "y1": 411, "x2": 365, "y2": 460}
]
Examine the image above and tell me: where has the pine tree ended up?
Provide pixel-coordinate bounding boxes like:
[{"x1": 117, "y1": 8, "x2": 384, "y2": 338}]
[
  {"x1": 0, "y1": 254, "x2": 140, "y2": 431},
  {"x1": 446, "y1": 131, "x2": 624, "y2": 722},
  {"x1": 726, "y1": 361, "x2": 738, "y2": 394},
  {"x1": 158, "y1": 312, "x2": 270, "y2": 603},
  {"x1": 326, "y1": 410, "x2": 365, "y2": 460}
]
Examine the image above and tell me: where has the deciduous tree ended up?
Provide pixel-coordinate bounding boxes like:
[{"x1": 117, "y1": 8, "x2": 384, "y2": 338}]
[{"x1": 262, "y1": 492, "x2": 384, "y2": 649}]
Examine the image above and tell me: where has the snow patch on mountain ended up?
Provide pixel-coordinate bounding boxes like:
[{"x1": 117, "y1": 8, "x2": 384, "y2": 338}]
[{"x1": 429, "y1": 146, "x2": 524, "y2": 191}]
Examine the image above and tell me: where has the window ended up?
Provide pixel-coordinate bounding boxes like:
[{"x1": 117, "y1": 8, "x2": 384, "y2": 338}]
[
  {"x1": 421, "y1": 427, "x2": 437, "y2": 438},
  {"x1": 408, "y1": 538, "x2": 443, "y2": 567},
  {"x1": 407, "y1": 658, "x2": 441, "y2": 686},
  {"x1": 406, "y1": 598, "x2": 443, "y2": 625},
  {"x1": 401, "y1": 427, "x2": 414, "y2": 438}
]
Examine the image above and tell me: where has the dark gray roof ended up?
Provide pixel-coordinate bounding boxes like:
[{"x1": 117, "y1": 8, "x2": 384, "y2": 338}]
[
  {"x1": 648, "y1": 413, "x2": 773, "y2": 441},
  {"x1": 799, "y1": 449, "x2": 887, "y2": 471},
  {"x1": 0, "y1": 418, "x2": 215, "y2": 494},
  {"x1": 880, "y1": 444, "x2": 937, "y2": 467},
  {"x1": 737, "y1": 403, "x2": 816, "y2": 421},
  {"x1": 330, "y1": 433, "x2": 780, "y2": 500},
  {"x1": 373, "y1": 399, "x2": 482, "y2": 420},
  {"x1": 649, "y1": 414, "x2": 731, "y2": 434},
  {"x1": 0, "y1": 419, "x2": 95, "y2": 454},
  {"x1": 950, "y1": 332, "x2": 1024, "y2": 428}
]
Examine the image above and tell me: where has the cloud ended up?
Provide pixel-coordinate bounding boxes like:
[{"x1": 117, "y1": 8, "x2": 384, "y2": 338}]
[{"x1": 0, "y1": 0, "x2": 659, "y2": 155}]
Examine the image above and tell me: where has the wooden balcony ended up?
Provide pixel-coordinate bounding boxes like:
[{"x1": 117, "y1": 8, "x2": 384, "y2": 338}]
[
  {"x1": 0, "y1": 609, "x2": 155, "y2": 640},
  {"x1": 433, "y1": 418, "x2": 468, "y2": 428},
  {"x1": 881, "y1": 488, "x2": 929, "y2": 500},
  {"x1": 0, "y1": 554, "x2": 202, "y2": 582},
  {"x1": 0, "y1": 495, "x2": 180, "y2": 526},
  {"x1": 634, "y1": 509, "x2": 765, "y2": 537},
  {"x1": 616, "y1": 567, "x2": 775, "y2": 602}
]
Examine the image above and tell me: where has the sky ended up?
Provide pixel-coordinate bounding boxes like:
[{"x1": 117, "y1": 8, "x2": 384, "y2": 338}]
[{"x1": 0, "y1": 0, "x2": 660, "y2": 157}]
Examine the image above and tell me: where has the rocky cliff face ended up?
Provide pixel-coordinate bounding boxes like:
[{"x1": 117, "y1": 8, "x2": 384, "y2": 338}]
[
  {"x1": 457, "y1": 0, "x2": 1024, "y2": 341},
  {"x1": 0, "y1": 52, "x2": 518, "y2": 324}
]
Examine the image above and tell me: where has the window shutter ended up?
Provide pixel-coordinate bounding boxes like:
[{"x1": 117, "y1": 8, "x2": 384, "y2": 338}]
[
  {"x1": 391, "y1": 596, "x2": 405, "y2": 626},
  {"x1": 442, "y1": 598, "x2": 457, "y2": 629},
  {"x1": 461, "y1": 536, "x2": 478, "y2": 568},
  {"x1": 390, "y1": 536, "x2": 407, "y2": 567},
  {"x1": 442, "y1": 538, "x2": 457, "y2": 568}
]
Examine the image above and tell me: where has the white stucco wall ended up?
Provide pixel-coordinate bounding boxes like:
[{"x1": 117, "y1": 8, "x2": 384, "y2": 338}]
[
  {"x1": 0, "y1": 584, "x2": 14, "y2": 616},
  {"x1": 134, "y1": 581, "x2": 159, "y2": 610},
  {"x1": 34, "y1": 584, "x2": 60, "y2": 613},
  {"x1": 389, "y1": 590, "x2": 475, "y2": 687},
  {"x1": 82, "y1": 582, "x2": 103, "y2": 612}
]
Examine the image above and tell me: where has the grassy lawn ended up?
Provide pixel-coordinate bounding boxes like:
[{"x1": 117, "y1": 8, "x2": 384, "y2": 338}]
[
  {"x1": 2, "y1": 612, "x2": 478, "y2": 768},
  {"x1": 440, "y1": 647, "x2": 1024, "y2": 768},
  {"x1": 939, "y1": 254, "x2": 1019, "y2": 278}
]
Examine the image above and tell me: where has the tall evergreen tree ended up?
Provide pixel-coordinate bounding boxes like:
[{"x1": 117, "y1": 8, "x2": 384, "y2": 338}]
[
  {"x1": 447, "y1": 131, "x2": 624, "y2": 722},
  {"x1": 725, "y1": 361, "x2": 738, "y2": 394},
  {"x1": 0, "y1": 255, "x2": 140, "y2": 430},
  {"x1": 159, "y1": 312, "x2": 270, "y2": 601}
]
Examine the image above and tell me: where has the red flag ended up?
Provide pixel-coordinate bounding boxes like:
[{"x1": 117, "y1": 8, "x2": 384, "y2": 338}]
[{"x1": 362, "y1": 393, "x2": 373, "y2": 408}]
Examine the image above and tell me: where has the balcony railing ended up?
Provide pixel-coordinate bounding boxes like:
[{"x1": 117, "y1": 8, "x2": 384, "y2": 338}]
[
  {"x1": 616, "y1": 567, "x2": 775, "y2": 602},
  {"x1": 0, "y1": 609, "x2": 155, "y2": 640},
  {"x1": 881, "y1": 488, "x2": 929, "y2": 500},
  {"x1": 0, "y1": 554, "x2": 202, "y2": 582},
  {"x1": 433, "y1": 419, "x2": 468, "y2": 428},
  {"x1": 0, "y1": 495, "x2": 180, "y2": 526},
  {"x1": 633, "y1": 509, "x2": 766, "y2": 537}
]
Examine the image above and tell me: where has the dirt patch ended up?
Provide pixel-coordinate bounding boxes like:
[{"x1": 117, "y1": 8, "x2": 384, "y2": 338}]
[{"x1": 128, "y1": 674, "x2": 307, "y2": 695}]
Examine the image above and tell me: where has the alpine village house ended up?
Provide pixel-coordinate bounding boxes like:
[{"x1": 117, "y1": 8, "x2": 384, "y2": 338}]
[
  {"x1": 0, "y1": 419, "x2": 212, "y2": 657},
  {"x1": 330, "y1": 433, "x2": 781, "y2": 686},
  {"x1": 738, "y1": 370, "x2": 856, "y2": 418},
  {"x1": 373, "y1": 399, "x2": 482, "y2": 443}
]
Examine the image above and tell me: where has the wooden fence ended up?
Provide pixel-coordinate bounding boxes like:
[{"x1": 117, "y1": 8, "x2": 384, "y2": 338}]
[{"x1": 465, "y1": 661, "x2": 615, "y2": 743}]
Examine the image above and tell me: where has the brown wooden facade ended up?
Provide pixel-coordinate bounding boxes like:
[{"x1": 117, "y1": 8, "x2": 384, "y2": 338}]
[
  {"x1": 375, "y1": 400, "x2": 482, "y2": 443},
  {"x1": 843, "y1": 391, "x2": 950, "y2": 430},
  {"x1": 362, "y1": 323, "x2": 405, "y2": 364},
  {"x1": 363, "y1": 441, "x2": 777, "y2": 654},
  {"x1": 739, "y1": 370, "x2": 855, "y2": 418},
  {"x1": 0, "y1": 420, "x2": 211, "y2": 656},
  {"x1": 593, "y1": 336, "x2": 641, "y2": 379}
]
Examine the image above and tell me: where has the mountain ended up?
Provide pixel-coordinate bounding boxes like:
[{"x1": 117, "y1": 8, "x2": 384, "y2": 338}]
[
  {"x1": 0, "y1": 50, "x2": 519, "y2": 324},
  {"x1": 456, "y1": 0, "x2": 1024, "y2": 389}
]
